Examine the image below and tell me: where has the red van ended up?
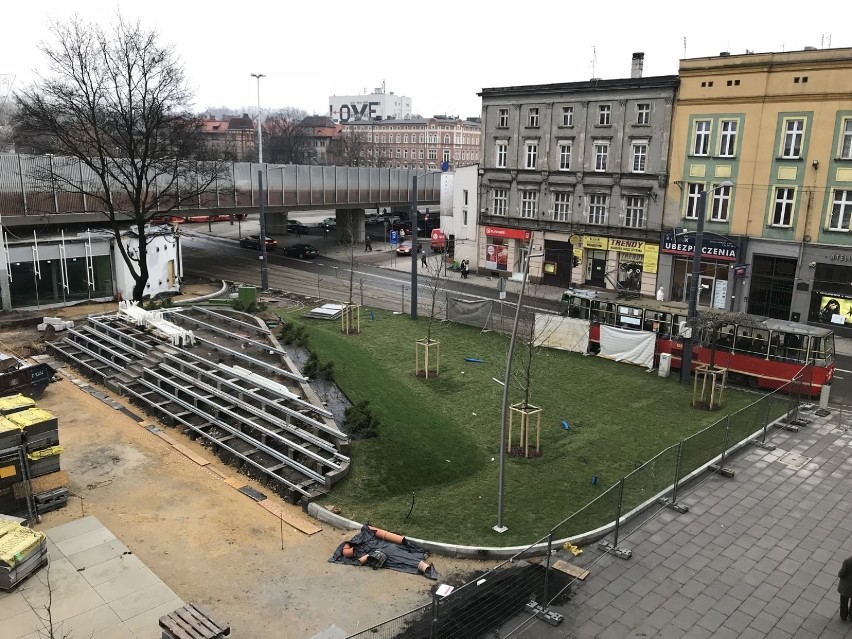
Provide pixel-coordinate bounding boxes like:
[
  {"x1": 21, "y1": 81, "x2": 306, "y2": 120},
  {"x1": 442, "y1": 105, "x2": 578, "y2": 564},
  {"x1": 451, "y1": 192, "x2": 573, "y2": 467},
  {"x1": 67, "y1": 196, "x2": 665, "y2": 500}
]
[{"x1": 430, "y1": 229, "x2": 446, "y2": 253}]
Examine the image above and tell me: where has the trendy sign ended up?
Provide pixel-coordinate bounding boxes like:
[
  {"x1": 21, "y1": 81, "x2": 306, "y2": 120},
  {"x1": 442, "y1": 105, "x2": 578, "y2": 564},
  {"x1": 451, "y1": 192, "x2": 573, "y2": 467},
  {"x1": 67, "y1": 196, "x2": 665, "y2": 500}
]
[
  {"x1": 661, "y1": 232, "x2": 738, "y2": 261},
  {"x1": 484, "y1": 226, "x2": 531, "y2": 240}
]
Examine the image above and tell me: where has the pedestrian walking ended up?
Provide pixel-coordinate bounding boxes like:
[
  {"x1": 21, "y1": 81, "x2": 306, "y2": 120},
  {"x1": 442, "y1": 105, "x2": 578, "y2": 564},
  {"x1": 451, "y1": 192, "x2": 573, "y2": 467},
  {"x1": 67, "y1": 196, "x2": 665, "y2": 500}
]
[
  {"x1": 460, "y1": 259, "x2": 469, "y2": 279},
  {"x1": 420, "y1": 246, "x2": 427, "y2": 267},
  {"x1": 365, "y1": 236, "x2": 372, "y2": 252},
  {"x1": 839, "y1": 554, "x2": 852, "y2": 621}
]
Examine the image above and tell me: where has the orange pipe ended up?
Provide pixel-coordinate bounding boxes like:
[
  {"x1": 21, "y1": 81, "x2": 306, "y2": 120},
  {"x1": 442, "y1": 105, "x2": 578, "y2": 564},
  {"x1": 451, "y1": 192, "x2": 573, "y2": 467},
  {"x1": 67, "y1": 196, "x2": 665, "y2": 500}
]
[{"x1": 368, "y1": 525, "x2": 405, "y2": 545}]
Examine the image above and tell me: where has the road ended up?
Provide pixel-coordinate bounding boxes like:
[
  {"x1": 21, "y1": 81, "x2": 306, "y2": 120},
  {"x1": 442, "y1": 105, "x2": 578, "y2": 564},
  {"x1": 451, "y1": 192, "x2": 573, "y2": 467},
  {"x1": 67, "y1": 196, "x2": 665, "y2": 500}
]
[{"x1": 178, "y1": 222, "x2": 852, "y2": 407}]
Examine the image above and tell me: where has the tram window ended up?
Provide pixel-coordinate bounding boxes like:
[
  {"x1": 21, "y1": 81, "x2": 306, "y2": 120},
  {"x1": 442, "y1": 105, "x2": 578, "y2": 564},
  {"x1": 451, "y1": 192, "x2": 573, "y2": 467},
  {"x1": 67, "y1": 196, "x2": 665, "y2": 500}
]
[
  {"x1": 715, "y1": 324, "x2": 736, "y2": 351},
  {"x1": 769, "y1": 332, "x2": 806, "y2": 364},
  {"x1": 591, "y1": 301, "x2": 616, "y2": 325},
  {"x1": 811, "y1": 336, "x2": 827, "y2": 364},
  {"x1": 751, "y1": 331, "x2": 770, "y2": 358},
  {"x1": 567, "y1": 297, "x2": 590, "y2": 319},
  {"x1": 617, "y1": 305, "x2": 642, "y2": 328},
  {"x1": 733, "y1": 328, "x2": 753, "y2": 354}
]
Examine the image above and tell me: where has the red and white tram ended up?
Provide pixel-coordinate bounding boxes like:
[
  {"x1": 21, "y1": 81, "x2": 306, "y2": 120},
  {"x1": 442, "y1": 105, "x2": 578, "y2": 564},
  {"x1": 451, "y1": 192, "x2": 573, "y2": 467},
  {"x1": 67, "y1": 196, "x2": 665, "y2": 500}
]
[{"x1": 560, "y1": 290, "x2": 835, "y2": 395}]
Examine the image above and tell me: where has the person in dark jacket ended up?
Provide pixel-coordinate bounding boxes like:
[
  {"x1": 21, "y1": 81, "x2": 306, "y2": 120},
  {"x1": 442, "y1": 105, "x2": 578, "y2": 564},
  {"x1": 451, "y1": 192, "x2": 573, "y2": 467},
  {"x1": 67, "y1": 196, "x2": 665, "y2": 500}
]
[{"x1": 840, "y1": 555, "x2": 852, "y2": 621}]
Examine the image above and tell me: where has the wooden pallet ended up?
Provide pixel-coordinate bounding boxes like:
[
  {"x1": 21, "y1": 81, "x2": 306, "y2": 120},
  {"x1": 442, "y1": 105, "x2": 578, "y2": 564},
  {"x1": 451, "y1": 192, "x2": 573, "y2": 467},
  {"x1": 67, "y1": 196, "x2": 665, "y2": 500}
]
[{"x1": 552, "y1": 559, "x2": 590, "y2": 580}]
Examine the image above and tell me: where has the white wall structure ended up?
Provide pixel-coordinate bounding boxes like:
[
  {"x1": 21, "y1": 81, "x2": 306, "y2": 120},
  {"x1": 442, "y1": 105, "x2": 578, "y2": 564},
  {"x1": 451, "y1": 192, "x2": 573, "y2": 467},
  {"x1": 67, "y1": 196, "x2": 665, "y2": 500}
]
[
  {"x1": 329, "y1": 88, "x2": 412, "y2": 122},
  {"x1": 113, "y1": 227, "x2": 181, "y2": 302},
  {"x1": 445, "y1": 164, "x2": 479, "y2": 266}
]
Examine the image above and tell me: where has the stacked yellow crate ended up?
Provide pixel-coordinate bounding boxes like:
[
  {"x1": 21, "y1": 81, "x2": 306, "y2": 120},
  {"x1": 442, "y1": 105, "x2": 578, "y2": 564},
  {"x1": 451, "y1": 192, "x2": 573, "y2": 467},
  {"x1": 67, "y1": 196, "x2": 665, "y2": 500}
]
[{"x1": 0, "y1": 515, "x2": 48, "y2": 591}]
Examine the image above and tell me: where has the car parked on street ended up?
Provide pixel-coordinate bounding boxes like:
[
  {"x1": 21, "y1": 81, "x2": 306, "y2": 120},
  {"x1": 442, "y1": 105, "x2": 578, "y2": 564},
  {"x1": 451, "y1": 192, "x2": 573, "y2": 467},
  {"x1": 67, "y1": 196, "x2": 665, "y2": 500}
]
[
  {"x1": 286, "y1": 220, "x2": 310, "y2": 235},
  {"x1": 283, "y1": 243, "x2": 319, "y2": 259},
  {"x1": 239, "y1": 235, "x2": 278, "y2": 250}
]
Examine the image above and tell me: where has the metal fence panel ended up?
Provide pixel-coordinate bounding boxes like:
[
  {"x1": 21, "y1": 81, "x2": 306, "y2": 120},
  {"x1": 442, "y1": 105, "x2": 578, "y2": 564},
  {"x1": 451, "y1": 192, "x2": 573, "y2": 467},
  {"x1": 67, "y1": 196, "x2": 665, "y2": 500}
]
[{"x1": 679, "y1": 418, "x2": 727, "y2": 476}]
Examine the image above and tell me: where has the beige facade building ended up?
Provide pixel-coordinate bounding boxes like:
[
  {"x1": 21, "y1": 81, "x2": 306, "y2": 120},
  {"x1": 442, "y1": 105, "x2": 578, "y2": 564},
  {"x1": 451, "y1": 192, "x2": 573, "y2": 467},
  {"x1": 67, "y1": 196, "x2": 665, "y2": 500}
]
[{"x1": 341, "y1": 116, "x2": 481, "y2": 171}]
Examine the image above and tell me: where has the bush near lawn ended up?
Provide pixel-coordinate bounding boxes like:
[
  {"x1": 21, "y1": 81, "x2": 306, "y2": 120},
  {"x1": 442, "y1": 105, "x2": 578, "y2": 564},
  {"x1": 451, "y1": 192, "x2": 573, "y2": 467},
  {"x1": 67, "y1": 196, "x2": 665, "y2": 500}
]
[{"x1": 284, "y1": 308, "x2": 776, "y2": 546}]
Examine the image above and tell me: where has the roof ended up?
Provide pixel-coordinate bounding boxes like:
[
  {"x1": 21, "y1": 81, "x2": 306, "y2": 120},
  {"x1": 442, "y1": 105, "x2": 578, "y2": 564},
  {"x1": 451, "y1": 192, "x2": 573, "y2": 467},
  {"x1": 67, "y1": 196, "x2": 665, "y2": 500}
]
[
  {"x1": 479, "y1": 75, "x2": 680, "y2": 98},
  {"x1": 343, "y1": 117, "x2": 481, "y2": 128},
  {"x1": 299, "y1": 116, "x2": 336, "y2": 128}
]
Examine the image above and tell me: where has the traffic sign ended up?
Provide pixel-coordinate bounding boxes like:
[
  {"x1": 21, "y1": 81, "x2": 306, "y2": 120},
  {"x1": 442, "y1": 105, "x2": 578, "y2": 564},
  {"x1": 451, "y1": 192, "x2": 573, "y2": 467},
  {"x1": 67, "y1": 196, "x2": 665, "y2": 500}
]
[
  {"x1": 390, "y1": 230, "x2": 399, "y2": 245},
  {"x1": 569, "y1": 234, "x2": 580, "y2": 245}
]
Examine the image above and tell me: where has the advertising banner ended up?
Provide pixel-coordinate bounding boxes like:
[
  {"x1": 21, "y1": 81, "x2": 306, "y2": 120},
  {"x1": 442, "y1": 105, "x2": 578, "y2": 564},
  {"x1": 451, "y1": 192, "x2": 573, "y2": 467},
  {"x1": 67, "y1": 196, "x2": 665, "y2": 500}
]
[{"x1": 485, "y1": 243, "x2": 509, "y2": 271}]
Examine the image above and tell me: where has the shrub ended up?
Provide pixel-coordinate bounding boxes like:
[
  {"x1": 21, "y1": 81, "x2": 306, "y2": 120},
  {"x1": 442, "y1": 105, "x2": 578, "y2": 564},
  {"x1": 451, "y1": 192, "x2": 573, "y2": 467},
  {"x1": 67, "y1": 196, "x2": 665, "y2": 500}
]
[
  {"x1": 279, "y1": 322, "x2": 309, "y2": 347},
  {"x1": 303, "y1": 351, "x2": 333, "y2": 380},
  {"x1": 344, "y1": 400, "x2": 380, "y2": 439}
]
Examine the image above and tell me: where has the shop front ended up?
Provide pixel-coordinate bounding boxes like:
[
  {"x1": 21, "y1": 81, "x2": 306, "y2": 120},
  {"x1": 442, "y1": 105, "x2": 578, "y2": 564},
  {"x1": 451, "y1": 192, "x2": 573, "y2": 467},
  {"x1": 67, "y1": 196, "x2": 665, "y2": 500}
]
[
  {"x1": 573, "y1": 235, "x2": 659, "y2": 297},
  {"x1": 802, "y1": 247, "x2": 852, "y2": 336},
  {"x1": 661, "y1": 231, "x2": 740, "y2": 310},
  {"x1": 481, "y1": 225, "x2": 532, "y2": 278}
]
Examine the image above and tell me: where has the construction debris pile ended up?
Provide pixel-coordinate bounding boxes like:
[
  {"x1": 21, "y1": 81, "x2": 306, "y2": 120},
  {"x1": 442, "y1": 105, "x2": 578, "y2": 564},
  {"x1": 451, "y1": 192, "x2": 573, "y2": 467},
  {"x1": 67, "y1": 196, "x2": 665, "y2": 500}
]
[
  {"x1": 0, "y1": 515, "x2": 48, "y2": 591},
  {"x1": 0, "y1": 394, "x2": 68, "y2": 521}
]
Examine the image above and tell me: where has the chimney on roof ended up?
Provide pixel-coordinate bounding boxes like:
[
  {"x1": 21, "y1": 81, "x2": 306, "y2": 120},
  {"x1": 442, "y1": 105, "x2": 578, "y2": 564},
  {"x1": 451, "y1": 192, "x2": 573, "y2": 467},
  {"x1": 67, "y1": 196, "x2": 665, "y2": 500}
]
[{"x1": 631, "y1": 52, "x2": 645, "y2": 79}]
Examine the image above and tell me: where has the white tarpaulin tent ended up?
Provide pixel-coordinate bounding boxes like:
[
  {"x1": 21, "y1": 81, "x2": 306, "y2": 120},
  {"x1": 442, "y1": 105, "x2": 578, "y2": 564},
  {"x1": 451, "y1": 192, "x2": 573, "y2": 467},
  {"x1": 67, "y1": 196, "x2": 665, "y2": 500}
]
[
  {"x1": 533, "y1": 315, "x2": 589, "y2": 354},
  {"x1": 599, "y1": 325, "x2": 656, "y2": 369}
]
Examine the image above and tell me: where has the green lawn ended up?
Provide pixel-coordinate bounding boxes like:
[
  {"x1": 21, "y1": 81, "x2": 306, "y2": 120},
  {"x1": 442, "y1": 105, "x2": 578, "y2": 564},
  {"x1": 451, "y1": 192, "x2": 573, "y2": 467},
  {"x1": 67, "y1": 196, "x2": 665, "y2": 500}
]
[{"x1": 281, "y1": 307, "x2": 773, "y2": 546}]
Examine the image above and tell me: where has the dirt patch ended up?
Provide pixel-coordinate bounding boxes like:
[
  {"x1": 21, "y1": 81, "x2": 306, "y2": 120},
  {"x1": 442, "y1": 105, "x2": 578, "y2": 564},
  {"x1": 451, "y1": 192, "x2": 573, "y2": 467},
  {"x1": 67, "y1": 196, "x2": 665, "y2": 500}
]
[{"x1": 18, "y1": 360, "x2": 489, "y2": 638}]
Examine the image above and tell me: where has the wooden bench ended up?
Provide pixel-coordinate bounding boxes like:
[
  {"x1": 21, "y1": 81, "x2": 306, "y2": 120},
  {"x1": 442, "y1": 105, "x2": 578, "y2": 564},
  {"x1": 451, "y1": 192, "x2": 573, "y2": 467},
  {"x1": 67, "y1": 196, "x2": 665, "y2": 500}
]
[{"x1": 159, "y1": 602, "x2": 230, "y2": 639}]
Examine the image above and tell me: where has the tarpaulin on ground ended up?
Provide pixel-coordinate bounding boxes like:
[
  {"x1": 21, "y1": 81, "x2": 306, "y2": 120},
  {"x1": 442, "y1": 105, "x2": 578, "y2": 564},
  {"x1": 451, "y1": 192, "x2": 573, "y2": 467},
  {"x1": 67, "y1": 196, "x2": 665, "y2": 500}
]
[
  {"x1": 599, "y1": 325, "x2": 656, "y2": 369},
  {"x1": 329, "y1": 523, "x2": 435, "y2": 578},
  {"x1": 533, "y1": 315, "x2": 589, "y2": 354}
]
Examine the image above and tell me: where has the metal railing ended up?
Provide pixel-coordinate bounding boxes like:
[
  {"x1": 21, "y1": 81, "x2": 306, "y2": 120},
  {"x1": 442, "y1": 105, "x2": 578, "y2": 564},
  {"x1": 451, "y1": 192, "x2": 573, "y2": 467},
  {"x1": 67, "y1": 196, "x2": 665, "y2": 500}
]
[{"x1": 345, "y1": 374, "x2": 810, "y2": 638}]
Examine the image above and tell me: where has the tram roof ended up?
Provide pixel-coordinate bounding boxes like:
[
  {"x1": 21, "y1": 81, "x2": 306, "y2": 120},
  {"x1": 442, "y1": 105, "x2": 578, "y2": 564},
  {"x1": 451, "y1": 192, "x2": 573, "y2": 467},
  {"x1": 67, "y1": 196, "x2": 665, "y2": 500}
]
[{"x1": 563, "y1": 290, "x2": 834, "y2": 337}]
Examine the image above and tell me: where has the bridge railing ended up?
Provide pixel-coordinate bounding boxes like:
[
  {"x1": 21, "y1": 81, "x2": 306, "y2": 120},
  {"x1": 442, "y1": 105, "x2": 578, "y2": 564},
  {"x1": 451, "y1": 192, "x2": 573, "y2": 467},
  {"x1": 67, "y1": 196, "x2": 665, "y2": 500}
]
[{"x1": 0, "y1": 154, "x2": 442, "y2": 217}]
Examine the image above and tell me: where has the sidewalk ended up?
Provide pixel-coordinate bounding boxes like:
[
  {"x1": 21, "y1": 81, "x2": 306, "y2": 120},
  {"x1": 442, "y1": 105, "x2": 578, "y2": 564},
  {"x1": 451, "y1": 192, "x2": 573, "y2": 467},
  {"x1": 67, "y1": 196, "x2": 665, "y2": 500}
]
[{"x1": 496, "y1": 406, "x2": 852, "y2": 638}]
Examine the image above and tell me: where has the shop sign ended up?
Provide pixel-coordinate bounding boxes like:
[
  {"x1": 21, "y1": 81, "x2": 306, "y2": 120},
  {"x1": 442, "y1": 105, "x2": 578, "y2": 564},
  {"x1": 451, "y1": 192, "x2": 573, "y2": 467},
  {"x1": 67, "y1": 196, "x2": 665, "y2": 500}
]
[
  {"x1": 484, "y1": 226, "x2": 531, "y2": 240},
  {"x1": 582, "y1": 235, "x2": 608, "y2": 250},
  {"x1": 642, "y1": 244, "x2": 659, "y2": 274},
  {"x1": 609, "y1": 238, "x2": 644, "y2": 254},
  {"x1": 829, "y1": 254, "x2": 852, "y2": 262},
  {"x1": 661, "y1": 232, "x2": 737, "y2": 262}
]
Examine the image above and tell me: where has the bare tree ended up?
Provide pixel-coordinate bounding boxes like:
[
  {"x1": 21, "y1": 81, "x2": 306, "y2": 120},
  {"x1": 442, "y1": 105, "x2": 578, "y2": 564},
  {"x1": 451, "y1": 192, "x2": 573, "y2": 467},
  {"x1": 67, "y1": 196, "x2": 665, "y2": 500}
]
[
  {"x1": 12, "y1": 14, "x2": 227, "y2": 302},
  {"x1": 263, "y1": 108, "x2": 312, "y2": 164},
  {"x1": 327, "y1": 128, "x2": 368, "y2": 166}
]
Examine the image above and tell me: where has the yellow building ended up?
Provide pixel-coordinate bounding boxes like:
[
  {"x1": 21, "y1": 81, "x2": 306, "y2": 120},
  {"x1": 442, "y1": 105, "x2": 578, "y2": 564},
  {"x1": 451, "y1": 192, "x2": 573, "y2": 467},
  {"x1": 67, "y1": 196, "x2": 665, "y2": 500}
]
[{"x1": 662, "y1": 48, "x2": 852, "y2": 329}]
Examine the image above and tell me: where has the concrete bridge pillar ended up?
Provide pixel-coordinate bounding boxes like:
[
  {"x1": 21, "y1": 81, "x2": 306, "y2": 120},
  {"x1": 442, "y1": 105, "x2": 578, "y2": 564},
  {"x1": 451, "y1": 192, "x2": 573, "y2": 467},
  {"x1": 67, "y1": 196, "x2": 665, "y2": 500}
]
[
  {"x1": 264, "y1": 210, "x2": 288, "y2": 236},
  {"x1": 334, "y1": 209, "x2": 366, "y2": 244}
]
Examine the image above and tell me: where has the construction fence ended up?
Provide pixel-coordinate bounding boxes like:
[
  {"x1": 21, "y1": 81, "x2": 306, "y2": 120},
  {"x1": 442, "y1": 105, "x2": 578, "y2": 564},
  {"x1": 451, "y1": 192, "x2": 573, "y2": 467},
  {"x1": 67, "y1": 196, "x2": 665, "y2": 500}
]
[{"x1": 346, "y1": 374, "x2": 812, "y2": 639}]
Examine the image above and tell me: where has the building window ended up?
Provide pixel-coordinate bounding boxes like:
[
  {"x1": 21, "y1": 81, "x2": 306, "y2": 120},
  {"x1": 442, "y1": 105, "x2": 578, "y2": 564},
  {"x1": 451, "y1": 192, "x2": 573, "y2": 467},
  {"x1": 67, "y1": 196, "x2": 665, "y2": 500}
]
[
  {"x1": 403, "y1": 149, "x2": 408, "y2": 159},
  {"x1": 771, "y1": 187, "x2": 795, "y2": 227},
  {"x1": 498, "y1": 108, "x2": 509, "y2": 128},
  {"x1": 396, "y1": 134, "x2": 401, "y2": 143},
  {"x1": 829, "y1": 189, "x2": 852, "y2": 231},
  {"x1": 625, "y1": 196, "x2": 646, "y2": 228},
  {"x1": 444, "y1": 134, "x2": 450, "y2": 144},
  {"x1": 493, "y1": 189, "x2": 508, "y2": 216},
  {"x1": 553, "y1": 192, "x2": 571, "y2": 222},
  {"x1": 558, "y1": 141, "x2": 572, "y2": 171},
  {"x1": 528, "y1": 107, "x2": 539, "y2": 127},
  {"x1": 718, "y1": 120, "x2": 738, "y2": 157},
  {"x1": 561, "y1": 106, "x2": 574, "y2": 127},
  {"x1": 419, "y1": 149, "x2": 424, "y2": 159},
  {"x1": 462, "y1": 209, "x2": 468, "y2": 226},
  {"x1": 588, "y1": 194, "x2": 608, "y2": 225},
  {"x1": 598, "y1": 104, "x2": 611, "y2": 126},
  {"x1": 419, "y1": 134, "x2": 424, "y2": 144},
  {"x1": 403, "y1": 134, "x2": 408, "y2": 143},
  {"x1": 685, "y1": 183, "x2": 704, "y2": 219},
  {"x1": 840, "y1": 118, "x2": 852, "y2": 159},
  {"x1": 693, "y1": 120, "x2": 711, "y2": 155},
  {"x1": 396, "y1": 149, "x2": 401, "y2": 158},
  {"x1": 496, "y1": 140, "x2": 508, "y2": 168},
  {"x1": 381, "y1": 134, "x2": 387, "y2": 143},
  {"x1": 443, "y1": 149, "x2": 450, "y2": 163},
  {"x1": 525, "y1": 140, "x2": 538, "y2": 169},
  {"x1": 710, "y1": 184, "x2": 732, "y2": 221},
  {"x1": 520, "y1": 191, "x2": 537, "y2": 218},
  {"x1": 636, "y1": 103, "x2": 650, "y2": 125},
  {"x1": 428, "y1": 149, "x2": 437, "y2": 160},
  {"x1": 782, "y1": 118, "x2": 805, "y2": 158},
  {"x1": 631, "y1": 142, "x2": 647, "y2": 173},
  {"x1": 594, "y1": 142, "x2": 609, "y2": 172}
]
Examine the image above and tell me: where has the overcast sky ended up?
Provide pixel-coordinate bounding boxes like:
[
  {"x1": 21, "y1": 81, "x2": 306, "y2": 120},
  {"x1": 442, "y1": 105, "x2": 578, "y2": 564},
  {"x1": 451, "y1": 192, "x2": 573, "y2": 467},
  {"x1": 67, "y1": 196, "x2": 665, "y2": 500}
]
[{"x1": 2, "y1": 0, "x2": 846, "y2": 120}]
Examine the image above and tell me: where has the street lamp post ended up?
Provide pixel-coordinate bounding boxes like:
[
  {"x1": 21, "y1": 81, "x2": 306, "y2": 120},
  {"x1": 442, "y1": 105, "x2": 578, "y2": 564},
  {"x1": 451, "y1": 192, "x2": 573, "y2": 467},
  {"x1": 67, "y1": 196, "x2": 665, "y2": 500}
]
[
  {"x1": 250, "y1": 73, "x2": 265, "y2": 163},
  {"x1": 495, "y1": 232, "x2": 538, "y2": 533},
  {"x1": 680, "y1": 180, "x2": 734, "y2": 384}
]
